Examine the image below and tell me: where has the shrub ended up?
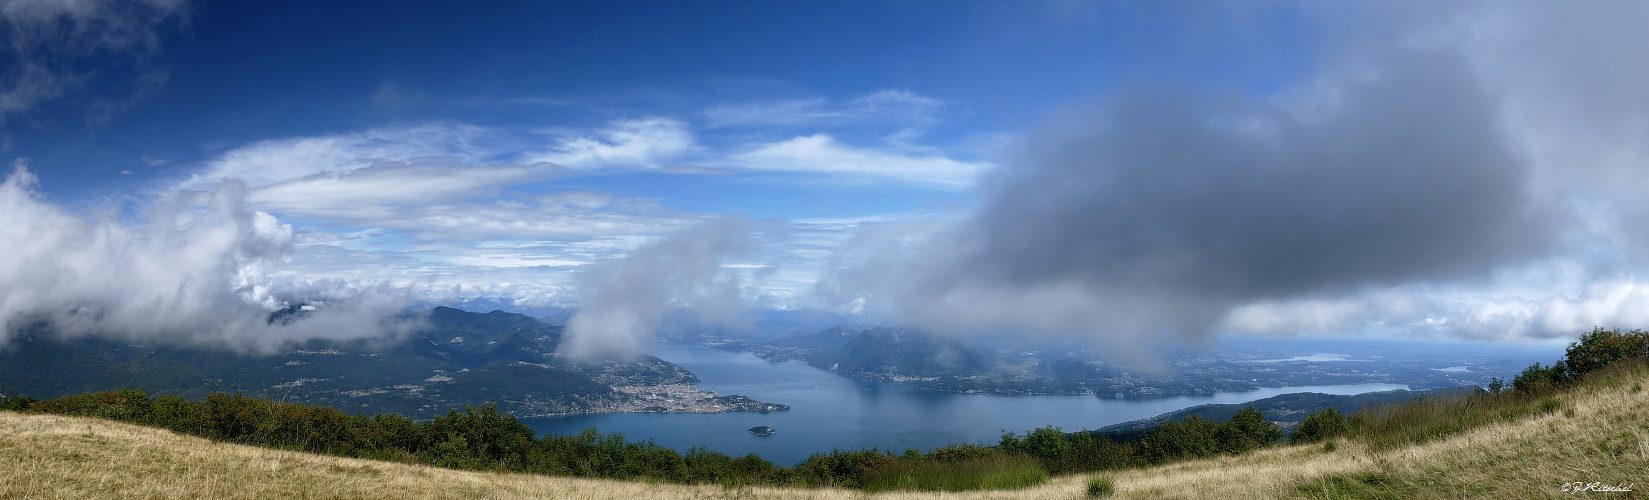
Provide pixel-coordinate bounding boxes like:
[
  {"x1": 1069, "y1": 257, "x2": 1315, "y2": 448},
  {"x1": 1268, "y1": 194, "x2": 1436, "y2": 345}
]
[
  {"x1": 796, "y1": 448, "x2": 895, "y2": 488},
  {"x1": 1134, "y1": 415, "x2": 1221, "y2": 464},
  {"x1": 1563, "y1": 328, "x2": 1649, "y2": 377},
  {"x1": 1292, "y1": 408, "x2": 1348, "y2": 443},
  {"x1": 1513, "y1": 362, "x2": 1566, "y2": 393},
  {"x1": 0, "y1": 397, "x2": 36, "y2": 412},
  {"x1": 1087, "y1": 476, "x2": 1116, "y2": 497},
  {"x1": 1217, "y1": 407, "x2": 1283, "y2": 453},
  {"x1": 922, "y1": 443, "x2": 1001, "y2": 463}
]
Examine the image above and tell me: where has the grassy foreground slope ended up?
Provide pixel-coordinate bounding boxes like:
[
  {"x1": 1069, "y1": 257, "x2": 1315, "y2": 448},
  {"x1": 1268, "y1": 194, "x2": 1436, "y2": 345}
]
[
  {"x1": 0, "y1": 410, "x2": 1093, "y2": 499},
  {"x1": 4, "y1": 361, "x2": 1645, "y2": 499},
  {"x1": 1109, "y1": 360, "x2": 1649, "y2": 499}
]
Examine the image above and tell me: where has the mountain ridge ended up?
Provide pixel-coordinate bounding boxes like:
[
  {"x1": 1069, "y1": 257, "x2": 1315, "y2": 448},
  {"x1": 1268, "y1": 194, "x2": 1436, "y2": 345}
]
[{"x1": 0, "y1": 307, "x2": 783, "y2": 418}]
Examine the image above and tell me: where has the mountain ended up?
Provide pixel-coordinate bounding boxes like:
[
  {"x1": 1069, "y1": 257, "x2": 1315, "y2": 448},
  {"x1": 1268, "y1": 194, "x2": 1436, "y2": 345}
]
[
  {"x1": 768, "y1": 325, "x2": 860, "y2": 350},
  {"x1": 756, "y1": 326, "x2": 992, "y2": 381},
  {"x1": 811, "y1": 327, "x2": 992, "y2": 379},
  {"x1": 539, "y1": 309, "x2": 573, "y2": 326},
  {"x1": 0, "y1": 383, "x2": 19, "y2": 400},
  {"x1": 405, "y1": 299, "x2": 571, "y2": 321},
  {"x1": 0, "y1": 307, "x2": 784, "y2": 418}
]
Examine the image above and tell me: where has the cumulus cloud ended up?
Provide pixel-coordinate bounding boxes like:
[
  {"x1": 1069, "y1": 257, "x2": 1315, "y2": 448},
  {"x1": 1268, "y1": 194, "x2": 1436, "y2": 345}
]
[
  {"x1": 560, "y1": 218, "x2": 759, "y2": 361},
  {"x1": 0, "y1": 162, "x2": 420, "y2": 353},
  {"x1": 819, "y1": 46, "x2": 1559, "y2": 348},
  {"x1": 0, "y1": 0, "x2": 188, "y2": 125},
  {"x1": 1451, "y1": 279, "x2": 1649, "y2": 341}
]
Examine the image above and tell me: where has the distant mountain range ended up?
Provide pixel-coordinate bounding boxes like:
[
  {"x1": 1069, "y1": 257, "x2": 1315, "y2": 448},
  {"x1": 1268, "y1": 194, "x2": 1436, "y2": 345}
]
[
  {"x1": 749, "y1": 326, "x2": 992, "y2": 381},
  {"x1": 0, "y1": 307, "x2": 784, "y2": 418},
  {"x1": 712, "y1": 324, "x2": 1522, "y2": 400}
]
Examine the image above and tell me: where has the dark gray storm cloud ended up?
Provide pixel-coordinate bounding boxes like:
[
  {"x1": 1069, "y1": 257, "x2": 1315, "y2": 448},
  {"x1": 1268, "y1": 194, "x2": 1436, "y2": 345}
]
[
  {"x1": 979, "y1": 51, "x2": 1549, "y2": 298},
  {"x1": 821, "y1": 49, "x2": 1557, "y2": 347}
]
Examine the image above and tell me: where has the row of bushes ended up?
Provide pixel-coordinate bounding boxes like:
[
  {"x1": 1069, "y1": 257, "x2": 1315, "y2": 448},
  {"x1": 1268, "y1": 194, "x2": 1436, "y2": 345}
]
[
  {"x1": 1506, "y1": 327, "x2": 1649, "y2": 393},
  {"x1": 0, "y1": 386, "x2": 1305, "y2": 489},
  {"x1": 801, "y1": 406, "x2": 1294, "y2": 488},
  {"x1": 23, "y1": 328, "x2": 1636, "y2": 490}
]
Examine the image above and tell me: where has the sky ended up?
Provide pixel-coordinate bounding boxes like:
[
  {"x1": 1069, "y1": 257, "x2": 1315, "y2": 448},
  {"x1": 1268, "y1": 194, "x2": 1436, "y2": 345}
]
[{"x1": 2, "y1": 0, "x2": 1648, "y2": 357}]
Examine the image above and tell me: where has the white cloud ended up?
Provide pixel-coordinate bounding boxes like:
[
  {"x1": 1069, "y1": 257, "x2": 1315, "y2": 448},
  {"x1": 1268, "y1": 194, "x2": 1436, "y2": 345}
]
[
  {"x1": 705, "y1": 89, "x2": 942, "y2": 129},
  {"x1": 320, "y1": 193, "x2": 697, "y2": 242},
  {"x1": 245, "y1": 162, "x2": 562, "y2": 219},
  {"x1": 0, "y1": 162, "x2": 418, "y2": 353},
  {"x1": 1456, "y1": 279, "x2": 1649, "y2": 340},
  {"x1": 526, "y1": 118, "x2": 698, "y2": 169},
  {"x1": 180, "y1": 123, "x2": 509, "y2": 191},
  {"x1": 1222, "y1": 291, "x2": 1433, "y2": 337},
  {"x1": 134, "y1": 113, "x2": 986, "y2": 327},
  {"x1": 727, "y1": 134, "x2": 989, "y2": 189},
  {"x1": 562, "y1": 218, "x2": 756, "y2": 360}
]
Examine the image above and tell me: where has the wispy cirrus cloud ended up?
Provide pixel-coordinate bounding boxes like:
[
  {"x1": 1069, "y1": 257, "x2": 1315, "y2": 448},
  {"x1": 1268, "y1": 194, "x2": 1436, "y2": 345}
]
[
  {"x1": 0, "y1": 0, "x2": 189, "y2": 126},
  {"x1": 726, "y1": 134, "x2": 989, "y2": 189},
  {"x1": 704, "y1": 89, "x2": 942, "y2": 130},
  {"x1": 101, "y1": 105, "x2": 984, "y2": 342},
  {"x1": 244, "y1": 162, "x2": 564, "y2": 220},
  {"x1": 179, "y1": 123, "x2": 513, "y2": 190},
  {"x1": 526, "y1": 118, "x2": 699, "y2": 170}
]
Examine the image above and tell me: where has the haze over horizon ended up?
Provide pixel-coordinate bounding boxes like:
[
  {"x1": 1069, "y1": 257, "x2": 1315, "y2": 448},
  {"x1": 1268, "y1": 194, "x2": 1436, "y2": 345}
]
[{"x1": 2, "y1": 0, "x2": 1647, "y2": 361}]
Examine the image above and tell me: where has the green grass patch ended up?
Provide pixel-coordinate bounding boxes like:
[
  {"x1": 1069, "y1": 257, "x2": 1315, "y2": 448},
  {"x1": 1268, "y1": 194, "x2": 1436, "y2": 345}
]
[
  {"x1": 1348, "y1": 388, "x2": 1559, "y2": 450},
  {"x1": 1086, "y1": 476, "x2": 1116, "y2": 497},
  {"x1": 1295, "y1": 472, "x2": 1406, "y2": 500},
  {"x1": 862, "y1": 454, "x2": 1047, "y2": 492}
]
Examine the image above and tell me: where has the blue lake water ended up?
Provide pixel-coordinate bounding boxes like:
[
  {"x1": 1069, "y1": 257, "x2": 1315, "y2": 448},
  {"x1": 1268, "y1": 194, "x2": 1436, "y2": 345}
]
[{"x1": 520, "y1": 344, "x2": 1407, "y2": 465}]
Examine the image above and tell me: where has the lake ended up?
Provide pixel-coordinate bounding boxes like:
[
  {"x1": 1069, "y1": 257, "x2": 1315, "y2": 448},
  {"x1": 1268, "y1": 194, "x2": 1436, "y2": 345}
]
[{"x1": 520, "y1": 343, "x2": 1407, "y2": 465}]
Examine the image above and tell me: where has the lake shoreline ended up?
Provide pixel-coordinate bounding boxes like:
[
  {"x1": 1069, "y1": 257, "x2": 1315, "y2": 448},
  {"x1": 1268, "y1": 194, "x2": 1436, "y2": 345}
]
[{"x1": 520, "y1": 343, "x2": 1409, "y2": 465}]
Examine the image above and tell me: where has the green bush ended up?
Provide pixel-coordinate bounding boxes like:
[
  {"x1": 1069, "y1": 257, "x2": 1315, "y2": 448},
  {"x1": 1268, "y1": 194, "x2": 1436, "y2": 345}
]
[
  {"x1": 1291, "y1": 408, "x2": 1348, "y2": 443},
  {"x1": 0, "y1": 397, "x2": 37, "y2": 412},
  {"x1": 1134, "y1": 415, "x2": 1221, "y2": 463},
  {"x1": 997, "y1": 426, "x2": 1135, "y2": 473},
  {"x1": 795, "y1": 448, "x2": 895, "y2": 488},
  {"x1": 1087, "y1": 476, "x2": 1116, "y2": 497},
  {"x1": 1563, "y1": 328, "x2": 1649, "y2": 377},
  {"x1": 1513, "y1": 362, "x2": 1566, "y2": 393},
  {"x1": 1218, "y1": 407, "x2": 1283, "y2": 453}
]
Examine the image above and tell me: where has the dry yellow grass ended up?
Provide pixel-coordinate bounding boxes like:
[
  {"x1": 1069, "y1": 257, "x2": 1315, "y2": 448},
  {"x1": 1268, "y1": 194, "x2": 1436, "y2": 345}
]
[
  {"x1": 4, "y1": 364, "x2": 1647, "y2": 499},
  {"x1": 0, "y1": 411, "x2": 1093, "y2": 499},
  {"x1": 1106, "y1": 362, "x2": 1649, "y2": 499}
]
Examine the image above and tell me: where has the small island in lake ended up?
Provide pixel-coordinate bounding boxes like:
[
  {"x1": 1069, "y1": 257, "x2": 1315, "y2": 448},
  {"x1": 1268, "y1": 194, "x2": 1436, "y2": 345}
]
[{"x1": 747, "y1": 425, "x2": 775, "y2": 436}]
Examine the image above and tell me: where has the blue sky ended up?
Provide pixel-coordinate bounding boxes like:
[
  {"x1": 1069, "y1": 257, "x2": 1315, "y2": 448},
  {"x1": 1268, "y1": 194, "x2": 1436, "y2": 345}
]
[
  {"x1": 23, "y1": 1, "x2": 1320, "y2": 201},
  {"x1": 4, "y1": 0, "x2": 1649, "y2": 353}
]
